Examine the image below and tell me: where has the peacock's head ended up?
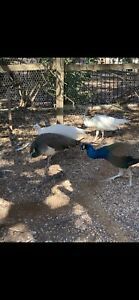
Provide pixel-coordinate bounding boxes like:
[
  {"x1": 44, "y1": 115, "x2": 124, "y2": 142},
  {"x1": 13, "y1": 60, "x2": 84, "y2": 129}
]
[
  {"x1": 80, "y1": 143, "x2": 94, "y2": 152},
  {"x1": 80, "y1": 143, "x2": 87, "y2": 151},
  {"x1": 30, "y1": 143, "x2": 40, "y2": 158}
]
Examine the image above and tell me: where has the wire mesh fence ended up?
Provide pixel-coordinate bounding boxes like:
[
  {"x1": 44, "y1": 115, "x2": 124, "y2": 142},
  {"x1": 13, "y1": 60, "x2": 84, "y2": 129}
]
[
  {"x1": 0, "y1": 69, "x2": 56, "y2": 109},
  {"x1": 64, "y1": 69, "x2": 139, "y2": 107},
  {"x1": 0, "y1": 60, "x2": 139, "y2": 112}
]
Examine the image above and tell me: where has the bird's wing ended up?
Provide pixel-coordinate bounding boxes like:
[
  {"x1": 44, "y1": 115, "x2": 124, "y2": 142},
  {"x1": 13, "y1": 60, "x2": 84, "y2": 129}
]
[
  {"x1": 104, "y1": 141, "x2": 139, "y2": 158},
  {"x1": 39, "y1": 124, "x2": 85, "y2": 140},
  {"x1": 35, "y1": 133, "x2": 78, "y2": 151},
  {"x1": 92, "y1": 115, "x2": 118, "y2": 130},
  {"x1": 92, "y1": 115, "x2": 128, "y2": 130}
]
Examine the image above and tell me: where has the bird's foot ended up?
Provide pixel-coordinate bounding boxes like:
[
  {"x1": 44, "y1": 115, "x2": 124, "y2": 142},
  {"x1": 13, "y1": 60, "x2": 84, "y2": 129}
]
[
  {"x1": 106, "y1": 175, "x2": 120, "y2": 181},
  {"x1": 127, "y1": 183, "x2": 132, "y2": 187},
  {"x1": 127, "y1": 179, "x2": 132, "y2": 187},
  {"x1": 106, "y1": 174, "x2": 123, "y2": 182},
  {"x1": 106, "y1": 169, "x2": 124, "y2": 182}
]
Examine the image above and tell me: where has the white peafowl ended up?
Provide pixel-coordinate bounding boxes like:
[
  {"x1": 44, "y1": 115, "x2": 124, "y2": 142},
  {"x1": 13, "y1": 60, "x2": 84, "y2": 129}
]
[
  {"x1": 33, "y1": 123, "x2": 86, "y2": 140},
  {"x1": 16, "y1": 123, "x2": 86, "y2": 152},
  {"x1": 83, "y1": 106, "x2": 129, "y2": 140}
]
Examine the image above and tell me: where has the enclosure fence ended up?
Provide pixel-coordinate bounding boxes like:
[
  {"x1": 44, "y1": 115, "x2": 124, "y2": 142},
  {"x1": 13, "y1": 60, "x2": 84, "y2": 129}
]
[{"x1": 0, "y1": 59, "x2": 139, "y2": 125}]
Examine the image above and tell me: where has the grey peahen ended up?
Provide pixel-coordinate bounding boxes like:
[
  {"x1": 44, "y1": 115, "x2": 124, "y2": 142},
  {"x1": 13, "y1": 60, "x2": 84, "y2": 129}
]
[{"x1": 30, "y1": 133, "x2": 82, "y2": 168}]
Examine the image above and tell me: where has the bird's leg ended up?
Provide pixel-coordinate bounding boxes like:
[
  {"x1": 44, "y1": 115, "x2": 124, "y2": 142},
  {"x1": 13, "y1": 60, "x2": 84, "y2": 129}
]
[
  {"x1": 47, "y1": 156, "x2": 52, "y2": 168},
  {"x1": 45, "y1": 156, "x2": 52, "y2": 173},
  {"x1": 101, "y1": 130, "x2": 105, "y2": 140},
  {"x1": 94, "y1": 130, "x2": 100, "y2": 141},
  {"x1": 127, "y1": 168, "x2": 132, "y2": 187},
  {"x1": 107, "y1": 168, "x2": 124, "y2": 181}
]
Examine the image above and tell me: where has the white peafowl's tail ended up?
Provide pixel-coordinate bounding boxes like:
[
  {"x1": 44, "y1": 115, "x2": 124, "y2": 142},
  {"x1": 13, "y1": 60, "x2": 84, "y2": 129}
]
[{"x1": 114, "y1": 118, "x2": 129, "y2": 125}]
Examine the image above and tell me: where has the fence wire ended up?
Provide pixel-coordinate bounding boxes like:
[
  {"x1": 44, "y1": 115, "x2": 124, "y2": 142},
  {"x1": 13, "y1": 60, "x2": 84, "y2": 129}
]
[{"x1": 0, "y1": 66, "x2": 139, "y2": 111}]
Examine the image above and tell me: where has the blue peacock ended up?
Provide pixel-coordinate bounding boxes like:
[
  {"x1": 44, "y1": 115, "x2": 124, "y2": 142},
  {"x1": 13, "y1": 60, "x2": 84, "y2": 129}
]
[{"x1": 80, "y1": 141, "x2": 139, "y2": 186}]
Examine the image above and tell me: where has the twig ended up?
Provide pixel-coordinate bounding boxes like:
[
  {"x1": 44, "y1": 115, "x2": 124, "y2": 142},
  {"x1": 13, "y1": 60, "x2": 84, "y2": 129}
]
[
  {"x1": 29, "y1": 82, "x2": 40, "y2": 97},
  {"x1": 41, "y1": 70, "x2": 74, "y2": 107},
  {"x1": 110, "y1": 72, "x2": 128, "y2": 82},
  {"x1": 134, "y1": 90, "x2": 139, "y2": 98},
  {"x1": 15, "y1": 142, "x2": 30, "y2": 151},
  {"x1": 64, "y1": 95, "x2": 75, "y2": 108},
  {"x1": 31, "y1": 84, "x2": 41, "y2": 103}
]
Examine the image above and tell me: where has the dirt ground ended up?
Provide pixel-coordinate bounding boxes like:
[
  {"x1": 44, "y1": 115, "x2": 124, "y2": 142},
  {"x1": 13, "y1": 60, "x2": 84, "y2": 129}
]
[{"x1": 0, "y1": 105, "x2": 139, "y2": 242}]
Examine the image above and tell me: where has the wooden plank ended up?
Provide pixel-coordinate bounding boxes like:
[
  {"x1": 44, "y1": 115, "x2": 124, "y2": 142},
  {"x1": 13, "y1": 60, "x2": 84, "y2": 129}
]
[
  {"x1": 65, "y1": 63, "x2": 139, "y2": 72},
  {"x1": 0, "y1": 64, "x2": 46, "y2": 73},
  {"x1": 0, "y1": 63, "x2": 139, "y2": 73},
  {"x1": 55, "y1": 58, "x2": 64, "y2": 124}
]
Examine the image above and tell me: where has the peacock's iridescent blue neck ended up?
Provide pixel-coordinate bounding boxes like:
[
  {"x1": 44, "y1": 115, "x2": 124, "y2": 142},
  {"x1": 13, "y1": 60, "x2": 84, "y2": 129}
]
[{"x1": 86, "y1": 144, "x2": 109, "y2": 159}]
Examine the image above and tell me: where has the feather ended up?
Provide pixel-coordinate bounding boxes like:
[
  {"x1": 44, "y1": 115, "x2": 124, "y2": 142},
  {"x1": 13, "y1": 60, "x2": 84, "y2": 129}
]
[
  {"x1": 104, "y1": 141, "x2": 139, "y2": 158},
  {"x1": 33, "y1": 123, "x2": 85, "y2": 140},
  {"x1": 83, "y1": 108, "x2": 129, "y2": 139},
  {"x1": 80, "y1": 141, "x2": 139, "y2": 186},
  {"x1": 30, "y1": 133, "x2": 80, "y2": 160},
  {"x1": 84, "y1": 114, "x2": 129, "y2": 130}
]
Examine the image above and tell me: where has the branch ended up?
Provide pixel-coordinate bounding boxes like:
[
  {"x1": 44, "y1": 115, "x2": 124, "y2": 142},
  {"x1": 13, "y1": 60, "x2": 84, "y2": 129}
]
[
  {"x1": 18, "y1": 85, "x2": 23, "y2": 97},
  {"x1": 110, "y1": 71, "x2": 138, "y2": 90},
  {"x1": 110, "y1": 72, "x2": 127, "y2": 82},
  {"x1": 64, "y1": 95, "x2": 75, "y2": 108},
  {"x1": 43, "y1": 86, "x2": 75, "y2": 108},
  {"x1": 29, "y1": 82, "x2": 40, "y2": 97},
  {"x1": 41, "y1": 71, "x2": 74, "y2": 107},
  {"x1": 134, "y1": 90, "x2": 139, "y2": 98},
  {"x1": 31, "y1": 84, "x2": 41, "y2": 102}
]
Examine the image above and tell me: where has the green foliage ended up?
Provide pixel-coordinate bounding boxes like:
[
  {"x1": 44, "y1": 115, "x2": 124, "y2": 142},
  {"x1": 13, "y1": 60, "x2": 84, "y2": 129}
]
[
  {"x1": 120, "y1": 58, "x2": 133, "y2": 63},
  {"x1": 38, "y1": 58, "x2": 53, "y2": 64},
  {"x1": 64, "y1": 71, "x2": 93, "y2": 105}
]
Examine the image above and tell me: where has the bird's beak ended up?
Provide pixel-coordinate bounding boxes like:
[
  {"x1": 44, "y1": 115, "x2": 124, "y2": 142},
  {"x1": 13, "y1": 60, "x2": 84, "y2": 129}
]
[
  {"x1": 80, "y1": 144, "x2": 84, "y2": 151},
  {"x1": 30, "y1": 149, "x2": 35, "y2": 157}
]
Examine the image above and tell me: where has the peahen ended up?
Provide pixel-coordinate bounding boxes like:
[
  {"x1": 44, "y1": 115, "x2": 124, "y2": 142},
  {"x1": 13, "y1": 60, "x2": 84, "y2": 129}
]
[
  {"x1": 83, "y1": 107, "x2": 129, "y2": 140},
  {"x1": 16, "y1": 124, "x2": 85, "y2": 152},
  {"x1": 33, "y1": 123, "x2": 86, "y2": 140},
  {"x1": 30, "y1": 133, "x2": 82, "y2": 168},
  {"x1": 80, "y1": 141, "x2": 139, "y2": 186}
]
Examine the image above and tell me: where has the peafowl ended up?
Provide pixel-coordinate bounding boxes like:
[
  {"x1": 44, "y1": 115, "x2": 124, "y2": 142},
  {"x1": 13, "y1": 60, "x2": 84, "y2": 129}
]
[
  {"x1": 80, "y1": 141, "x2": 139, "y2": 186},
  {"x1": 30, "y1": 133, "x2": 82, "y2": 168},
  {"x1": 83, "y1": 107, "x2": 129, "y2": 140},
  {"x1": 16, "y1": 124, "x2": 85, "y2": 152},
  {"x1": 33, "y1": 123, "x2": 86, "y2": 140}
]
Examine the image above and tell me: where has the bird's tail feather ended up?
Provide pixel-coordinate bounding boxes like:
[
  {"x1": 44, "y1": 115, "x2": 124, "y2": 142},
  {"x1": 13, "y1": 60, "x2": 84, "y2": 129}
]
[
  {"x1": 15, "y1": 142, "x2": 31, "y2": 151},
  {"x1": 128, "y1": 157, "x2": 139, "y2": 166},
  {"x1": 116, "y1": 118, "x2": 129, "y2": 125}
]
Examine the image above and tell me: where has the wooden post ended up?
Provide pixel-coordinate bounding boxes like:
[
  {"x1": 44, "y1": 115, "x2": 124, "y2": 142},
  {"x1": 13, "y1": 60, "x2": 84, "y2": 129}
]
[{"x1": 55, "y1": 58, "x2": 64, "y2": 124}]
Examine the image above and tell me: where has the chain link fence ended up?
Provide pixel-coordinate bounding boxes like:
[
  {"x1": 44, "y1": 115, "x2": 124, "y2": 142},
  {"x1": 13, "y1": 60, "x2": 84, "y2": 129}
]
[{"x1": 0, "y1": 60, "x2": 139, "y2": 111}]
